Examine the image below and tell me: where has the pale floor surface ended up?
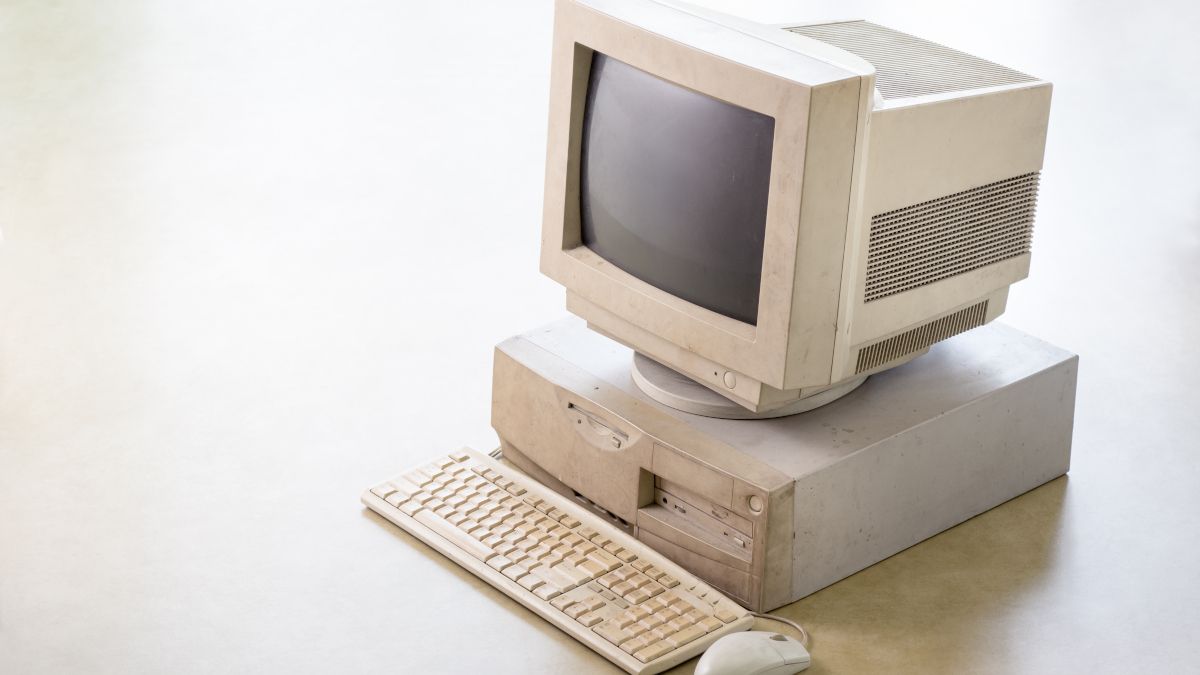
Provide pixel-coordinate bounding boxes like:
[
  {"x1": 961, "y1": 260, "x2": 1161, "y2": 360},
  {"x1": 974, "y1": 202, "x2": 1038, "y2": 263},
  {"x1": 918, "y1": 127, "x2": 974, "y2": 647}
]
[{"x1": 1, "y1": 1, "x2": 1199, "y2": 673}]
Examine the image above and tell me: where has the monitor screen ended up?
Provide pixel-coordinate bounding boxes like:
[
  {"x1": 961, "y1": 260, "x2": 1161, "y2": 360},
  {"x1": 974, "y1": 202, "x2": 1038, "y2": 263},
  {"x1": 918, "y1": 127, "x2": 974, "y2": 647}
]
[{"x1": 579, "y1": 52, "x2": 776, "y2": 325}]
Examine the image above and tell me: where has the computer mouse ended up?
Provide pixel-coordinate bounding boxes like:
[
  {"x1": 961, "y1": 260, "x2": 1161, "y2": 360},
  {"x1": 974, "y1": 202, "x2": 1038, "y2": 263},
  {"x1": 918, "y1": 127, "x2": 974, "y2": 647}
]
[{"x1": 695, "y1": 631, "x2": 811, "y2": 675}]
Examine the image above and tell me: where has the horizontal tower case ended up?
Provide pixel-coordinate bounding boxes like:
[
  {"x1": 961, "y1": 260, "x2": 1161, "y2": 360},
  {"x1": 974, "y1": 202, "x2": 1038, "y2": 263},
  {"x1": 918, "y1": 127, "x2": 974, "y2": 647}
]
[{"x1": 492, "y1": 318, "x2": 1076, "y2": 611}]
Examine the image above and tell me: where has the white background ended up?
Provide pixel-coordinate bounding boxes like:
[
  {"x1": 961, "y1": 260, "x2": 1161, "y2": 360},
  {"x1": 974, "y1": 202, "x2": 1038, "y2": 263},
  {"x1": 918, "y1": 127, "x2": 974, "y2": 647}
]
[{"x1": 1, "y1": 1, "x2": 1198, "y2": 672}]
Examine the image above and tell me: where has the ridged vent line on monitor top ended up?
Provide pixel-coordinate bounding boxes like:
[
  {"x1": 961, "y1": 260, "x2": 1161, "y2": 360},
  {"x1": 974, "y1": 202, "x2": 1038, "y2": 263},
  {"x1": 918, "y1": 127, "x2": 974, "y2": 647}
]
[
  {"x1": 864, "y1": 173, "x2": 1040, "y2": 302},
  {"x1": 855, "y1": 301, "x2": 989, "y2": 373},
  {"x1": 784, "y1": 21, "x2": 1037, "y2": 100}
]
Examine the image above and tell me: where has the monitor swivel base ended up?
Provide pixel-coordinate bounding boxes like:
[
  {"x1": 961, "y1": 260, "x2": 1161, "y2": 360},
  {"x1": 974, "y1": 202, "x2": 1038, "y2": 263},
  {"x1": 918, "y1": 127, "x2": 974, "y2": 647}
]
[{"x1": 631, "y1": 352, "x2": 867, "y2": 420}]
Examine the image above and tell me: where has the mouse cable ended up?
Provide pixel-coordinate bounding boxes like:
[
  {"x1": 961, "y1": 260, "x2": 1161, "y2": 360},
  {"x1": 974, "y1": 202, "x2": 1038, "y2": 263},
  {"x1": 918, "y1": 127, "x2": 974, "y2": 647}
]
[{"x1": 750, "y1": 611, "x2": 810, "y2": 648}]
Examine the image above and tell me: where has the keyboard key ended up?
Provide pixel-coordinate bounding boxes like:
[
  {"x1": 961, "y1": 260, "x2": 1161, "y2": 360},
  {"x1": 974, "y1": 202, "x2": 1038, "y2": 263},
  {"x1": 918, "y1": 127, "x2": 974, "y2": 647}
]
[
  {"x1": 486, "y1": 556, "x2": 512, "y2": 572},
  {"x1": 665, "y1": 617, "x2": 691, "y2": 633},
  {"x1": 576, "y1": 613, "x2": 603, "y2": 627},
  {"x1": 594, "y1": 620, "x2": 633, "y2": 646},
  {"x1": 517, "y1": 574, "x2": 544, "y2": 592},
  {"x1": 714, "y1": 608, "x2": 738, "y2": 623},
  {"x1": 550, "y1": 595, "x2": 575, "y2": 611},
  {"x1": 666, "y1": 594, "x2": 692, "y2": 610},
  {"x1": 410, "y1": 491, "x2": 437, "y2": 505},
  {"x1": 626, "y1": 589, "x2": 651, "y2": 604},
  {"x1": 620, "y1": 635, "x2": 651, "y2": 656},
  {"x1": 398, "y1": 501, "x2": 424, "y2": 517},
  {"x1": 535, "y1": 566, "x2": 576, "y2": 592},
  {"x1": 658, "y1": 574, "x2": 679, "y2": 588},
  {"x1": 610, "y1": 581, "x2": 635, "y2": 596},
  {"x1": 552, "y1": 563, "x2": 590, "y2": 587},
  {"x1": 370, "y1": 484, "x2": 396, "y2": 499},
  {"x1": 627, "y1": 573, "x2": 652, "y2": 589},
  {"x1": 633, "y1": 642, "x2": 673, "y2": 663},
  {"x1": 411, "y1": 509, "x2": 492, "y2": 561},
  {"x1": 638, "y1": 615, "x2": 665, "y2": 631},
  {"x1": 564, "y1": 604, "x2": 590, "y2": 619},
  {"x1": 644, "y1": 595, "x2": 668, "y2": 610},
  {"x1": 449, "y1": 451, "x2": 469, "y2": 462},
  {"x1": 586, "y1": 550, "x2": 621, "y2": 572},
  {"x1": 666, "y1": 626, "x2": 706, "y2": 649},
  {"x1": 577, "y1": 559, "x2": 607, "y2": 578},
  {"x1": 613, "y1": 567, "x2": 638, "y2": 582}
]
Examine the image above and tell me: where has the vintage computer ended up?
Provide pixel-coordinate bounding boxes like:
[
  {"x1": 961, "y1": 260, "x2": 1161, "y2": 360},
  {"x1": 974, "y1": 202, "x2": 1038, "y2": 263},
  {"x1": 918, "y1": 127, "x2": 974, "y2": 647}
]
[{"x1": 363, "y1": 1, "x2": 1076, "y2": 673}]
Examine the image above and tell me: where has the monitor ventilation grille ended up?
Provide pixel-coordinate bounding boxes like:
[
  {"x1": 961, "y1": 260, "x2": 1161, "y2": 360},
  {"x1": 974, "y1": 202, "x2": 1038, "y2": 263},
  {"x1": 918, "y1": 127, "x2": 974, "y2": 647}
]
[
  {"x1": 785, "y1": 21, "x2": 1037, "y2": 100},
  {"x1": 864, "y1": 173, "x2": 1039, "y2": 302},
  {"x1": 856, "y1": 301, "x2": 988, "y2": 374}
]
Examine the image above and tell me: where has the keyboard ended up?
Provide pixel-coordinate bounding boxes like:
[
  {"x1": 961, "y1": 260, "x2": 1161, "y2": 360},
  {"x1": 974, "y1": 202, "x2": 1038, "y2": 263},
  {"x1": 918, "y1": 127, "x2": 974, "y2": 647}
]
[{"x1": 362, "y1": 447, "x2": 754, "y2": 675}]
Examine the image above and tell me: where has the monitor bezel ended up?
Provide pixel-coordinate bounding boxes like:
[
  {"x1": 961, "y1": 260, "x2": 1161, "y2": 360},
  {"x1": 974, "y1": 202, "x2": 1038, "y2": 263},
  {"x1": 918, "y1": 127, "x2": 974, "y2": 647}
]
[{"x1": 540, "y1": 0, "x2": 869, "y2": 390}]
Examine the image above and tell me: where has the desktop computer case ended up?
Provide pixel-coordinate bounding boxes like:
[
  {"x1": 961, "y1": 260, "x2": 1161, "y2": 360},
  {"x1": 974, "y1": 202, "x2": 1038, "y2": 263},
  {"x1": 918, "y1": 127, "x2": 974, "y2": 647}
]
[{"x1": 492, "y1": 318, "x2": 1076, "y2": 612}]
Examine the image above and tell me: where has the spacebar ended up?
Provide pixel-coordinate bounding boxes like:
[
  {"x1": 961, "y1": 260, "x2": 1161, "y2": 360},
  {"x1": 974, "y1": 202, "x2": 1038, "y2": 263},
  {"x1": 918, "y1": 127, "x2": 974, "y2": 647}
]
[{"x1": 412, "y1": 509, "x2": 493, "y2": 562}]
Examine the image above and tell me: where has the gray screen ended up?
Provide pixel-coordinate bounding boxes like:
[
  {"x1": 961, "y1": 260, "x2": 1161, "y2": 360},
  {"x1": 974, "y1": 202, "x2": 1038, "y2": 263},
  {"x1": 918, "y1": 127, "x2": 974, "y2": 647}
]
[{"x1": 579, "y1": 52, "x2": 776, "y2": 325}]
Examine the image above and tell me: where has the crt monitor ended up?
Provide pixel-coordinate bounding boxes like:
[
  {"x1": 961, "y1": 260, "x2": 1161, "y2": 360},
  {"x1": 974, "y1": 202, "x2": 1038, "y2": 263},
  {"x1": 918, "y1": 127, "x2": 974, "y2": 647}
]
[{"x1": 539, "y1": 0, "x2": 1052, "y2": 416}]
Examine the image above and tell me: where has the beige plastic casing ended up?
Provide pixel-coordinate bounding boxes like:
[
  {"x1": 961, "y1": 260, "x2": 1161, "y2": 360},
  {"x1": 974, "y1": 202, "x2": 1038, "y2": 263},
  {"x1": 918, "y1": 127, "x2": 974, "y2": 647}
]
[
  {"x1": 492, "y1": 318, "x2": 1077, "y2": 612},
  {"x1": 361, "y1": 448, "x2": 754, "y2": 675},
  {"x1": 539, "y1": 0, "x2": 1052, "y2": 412}
]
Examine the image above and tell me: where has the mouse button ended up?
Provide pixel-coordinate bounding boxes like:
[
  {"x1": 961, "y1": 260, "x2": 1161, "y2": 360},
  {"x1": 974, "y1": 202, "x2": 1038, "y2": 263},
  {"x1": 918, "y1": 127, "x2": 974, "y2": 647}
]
[{"x1": 768, "y1": 636, "x2": 810, "y2": 666}]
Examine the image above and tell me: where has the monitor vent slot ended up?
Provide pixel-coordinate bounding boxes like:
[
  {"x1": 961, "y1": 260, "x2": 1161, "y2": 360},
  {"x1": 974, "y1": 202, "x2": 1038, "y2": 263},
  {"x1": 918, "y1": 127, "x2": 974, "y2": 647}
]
[
  {"x1": 864, "y1": 173, "x2": 1039, "y2": 302},
  {"x1": 856, "y1": 301, "x2": 988, "y2": 374},
  {"x1": 785, "y1": 21, "x2": 1037, "y2": 100}
]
